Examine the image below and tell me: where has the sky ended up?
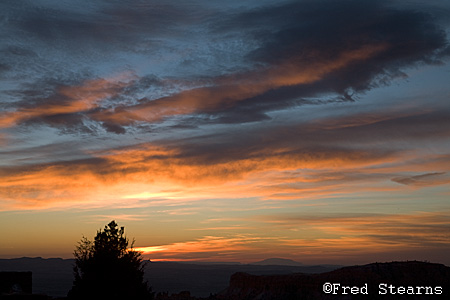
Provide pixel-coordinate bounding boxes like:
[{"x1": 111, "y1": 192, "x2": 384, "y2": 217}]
[{"x1": 0, "y1": 0, "x2": 449, "y2": 265}]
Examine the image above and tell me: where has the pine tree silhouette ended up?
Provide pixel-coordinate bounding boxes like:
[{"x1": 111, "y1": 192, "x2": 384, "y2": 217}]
[{"x1": 68, "y1": 220, "x2": 153, "y2": 299}]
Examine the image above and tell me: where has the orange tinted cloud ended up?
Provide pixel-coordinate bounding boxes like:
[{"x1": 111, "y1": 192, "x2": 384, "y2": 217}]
[
  {"x1": 0, "y1": 75, "x2": 131, "y2": 128},
  {"x1": 0, "y1": 136, "x2": 442, "y2": 211},
  {"x1": 1, "y1": 102, "x2": 448, "y2": 211},
  {"x1": 134, "y1": 235, "x2": 277, "y2": 262},
  {"x1": 259, "y1": 43, "x2": 389, "y2": 87},
  {"x1": 93, "y1": 44, "x2": 388, "y2": 125},
  {"x1": 130, "y1": 212, "x2": 450, "y2": 263}
]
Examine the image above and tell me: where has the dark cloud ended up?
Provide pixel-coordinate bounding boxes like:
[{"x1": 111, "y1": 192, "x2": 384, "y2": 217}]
[
  {"x1": 1, "y1": 0, "x2": 215, "y2": 60},
  {"x1": 0, "y1": 154, "x2": 115, "y2": 177},
  {"x1": 0, "y1": 141, "x2": 92, "y2": 166},
  {"x1": 0, "y1": 63, "x2": 11, "y2": 77},
  {"x1": 1, "y1": 46, "x2": 37, "y2": 57},
  {"x1": 222, "y1": 0, "x2": 448, "y2": 65},
  {"x1": 164, "y1": 108, "x2": 450, "y2": 166},
  {"x1": 203, "y1": 0, "x2": 449, "y2": 123},
  {"x1": 1, "y1": 0, "x2": 449, "y2": 134},
  {"x1": 85, "y1": 0, "x2": 449, "y2": 129},
  {"x1": 102, "y1": 121, "x2": 126, "y2": 134},
  {"x1": 392, "y1": 172, "x2": 448, "y2": 186},
  {"x1": 316, "y1": 110, "x2": 450, "y2": 142},
  {"x1": 2, "y1": 74, "x2": 148, "y2": 133},
  {"x1": 6, "y1": 1, "x2": 197, "y2": 49}
]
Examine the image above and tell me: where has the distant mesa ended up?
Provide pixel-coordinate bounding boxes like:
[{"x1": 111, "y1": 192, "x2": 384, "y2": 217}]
[{"x1": 250, "y1": 258, "x2": 304, "y2": 266}]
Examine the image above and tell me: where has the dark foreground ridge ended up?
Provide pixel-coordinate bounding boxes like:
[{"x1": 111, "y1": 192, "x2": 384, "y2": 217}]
[
  {"x1": 155, "y1": 261, "x2": 450, "y2": 299},
  {"x1": 0, "y1": 257, "x2": 337, "y2": 297},
  {"x1": 1, "y1": 260, "x2": 449, "y2": 299},
  {"x1": 211, "y1": 261, "x2": 450, "y2": 300}
]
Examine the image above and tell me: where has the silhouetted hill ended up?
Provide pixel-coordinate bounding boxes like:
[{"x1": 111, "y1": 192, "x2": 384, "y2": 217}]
[{"x1": 217, "y1": 261, "x2": 450, "y2": 299}]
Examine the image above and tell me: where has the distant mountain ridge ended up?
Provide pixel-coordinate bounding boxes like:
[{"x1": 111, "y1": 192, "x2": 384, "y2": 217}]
[
  {"x1": 0, "y1": 257, "x2": 74, "y2": 297},
  {"x1": 250, "y1": 258, "x2": 304, "y2": 266}
]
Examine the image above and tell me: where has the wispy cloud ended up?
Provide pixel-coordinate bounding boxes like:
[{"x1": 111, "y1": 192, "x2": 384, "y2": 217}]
[
  {"x1": 132, "y1": 212, "x2": 450, "y2": 262},
  {"x1": 1, "y1": 103, "x2": 448, "y2": 210},
  {"x1": 392, "y1": 172, "x2": 449, "y2": 186},
  {"x1": 134, "y1": 235, "x2": 280, "y2": 262},
  {"x1": 0, "y1": 74, "x2": 134, "y2": 133}
]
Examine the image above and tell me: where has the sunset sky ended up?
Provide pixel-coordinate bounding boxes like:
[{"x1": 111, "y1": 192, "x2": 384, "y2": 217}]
[{"x1": 1, "y1": 0, "x2": 449, "y2": 265}]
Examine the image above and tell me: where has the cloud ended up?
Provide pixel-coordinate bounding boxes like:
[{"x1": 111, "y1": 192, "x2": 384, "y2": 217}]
[
  {"x1": 188, "y1": 0, "x2": 450, "y2": 124},
  {"x1": 132, "y1": 211, "x2": 450, "y2": 262},
  {"x1": 261, "y1": 211, "x2": 450, "y2": 250},
  {"x1": 1, "y1": 0, "x2": 449, "y2": 265},
  {"x1": 2, "y1": 0, "x2": 448, "y2": 133},
  {"x1": 93, "y1": 43, "x2": 388, "y2": 126},
  {"x1": 1, "y1": 96, "x2": 449, "y2": 210},
  {"x1": 0, "y1": 74, "x2": 133, "y2": 131},
  {"x1": 0, "y1": 134, "x2": 7, "y2": 147},
  {"x1": 0, "y1": 0, "x2": 449, "y2": 213},
  {"x1": 392, "y1": 172, "x2": 449, "y2": 186},
  {"x1": 0, "y1": 143, "x2": 381, "y2": 210},
  {"x1": 5, "y1": 1, "x2": 198, "y2": 51},
  {"x1": 134, "y1": 235, "x2": 279, "y2": 262}
]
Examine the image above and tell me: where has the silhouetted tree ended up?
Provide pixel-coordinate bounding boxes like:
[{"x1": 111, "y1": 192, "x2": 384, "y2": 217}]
[{"x1": 68, "y1": 220, "x2": 153, "y2": 299}]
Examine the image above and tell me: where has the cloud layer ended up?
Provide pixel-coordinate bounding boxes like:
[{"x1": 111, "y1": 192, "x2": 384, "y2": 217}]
[
  {"x1": 1, "y1": 0, "x2": 449, "y2": 134},
  {"x1": 1, "y1": 0, "x2": 449, "y2": 263}
]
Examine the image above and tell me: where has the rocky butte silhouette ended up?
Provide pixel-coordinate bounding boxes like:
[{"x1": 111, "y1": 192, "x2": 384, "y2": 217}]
[{"x1": 215, "y1": 261, "x2": 450, "y2": 300}]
